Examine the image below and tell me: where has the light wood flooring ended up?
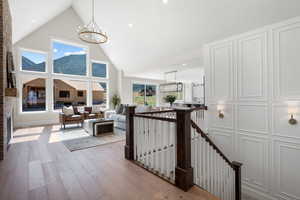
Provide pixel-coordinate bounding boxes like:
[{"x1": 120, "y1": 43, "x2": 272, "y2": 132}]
[{"x1": 0, "y1": 125, "x2": 219, "y2": 200}]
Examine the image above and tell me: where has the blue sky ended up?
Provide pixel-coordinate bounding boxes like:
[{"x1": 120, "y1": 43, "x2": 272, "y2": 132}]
[
  {"x1": 53, "y1": 41, "x2": 86, "y2": 60},
  {"x1": 22, "y1": 51, "x2": 46, "y2": 64},
  {"x1": 23, "y1": 42, "x2": 87, "y2": 63}
]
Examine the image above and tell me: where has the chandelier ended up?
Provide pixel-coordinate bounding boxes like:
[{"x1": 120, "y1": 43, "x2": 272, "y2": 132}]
[{"x1": 78, "y1": 0, "x2": 108, "y2": 44}]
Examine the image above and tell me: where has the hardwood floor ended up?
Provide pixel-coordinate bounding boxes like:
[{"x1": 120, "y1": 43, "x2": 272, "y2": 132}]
[{"x1": 0, "y1": 125, "x2": 219, "y2": 200}]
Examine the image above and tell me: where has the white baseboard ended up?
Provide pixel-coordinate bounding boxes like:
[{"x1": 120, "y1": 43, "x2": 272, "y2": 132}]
[{"x1": 243, "y1": 184, "x2": 277, "y2": 200}]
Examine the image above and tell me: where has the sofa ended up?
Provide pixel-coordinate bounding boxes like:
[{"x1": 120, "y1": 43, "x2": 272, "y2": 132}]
[{"x1": 106, "y1": 104, "x2": 152, "y2": 130}]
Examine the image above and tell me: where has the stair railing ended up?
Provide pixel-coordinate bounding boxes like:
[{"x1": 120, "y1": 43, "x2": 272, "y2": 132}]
[
  {"x1": 125, "y1": 106, "x2": 242, "y2": 199},
  {"x1": 190, "y1": 107, "x2": 242, "y2": 200},
  {"x1": 134, "y1": 110, "x2": 177, "y2": 182}
]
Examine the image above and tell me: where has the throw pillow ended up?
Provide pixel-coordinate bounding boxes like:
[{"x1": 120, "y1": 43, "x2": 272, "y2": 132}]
[
  {"x1": 75, "y1": 106, "x2": 84, "y2": 114},
  {"x1": 115, "y1": 104, "x2": 123, "y2": 114},
  {"x1": 62, "y1": 106, "x2": 74, "y2": 116},
  {"x1": 121, "y1": 106, "x2": 127, "y2": 115},
  {"x1": 92, "y1": 105, "x2": 102, "y2": 114}
]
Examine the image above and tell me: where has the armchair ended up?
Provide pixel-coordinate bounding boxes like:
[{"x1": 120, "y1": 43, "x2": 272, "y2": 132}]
[{"x1": 59, "y1": 112, "x2": 84, "y2": 129}]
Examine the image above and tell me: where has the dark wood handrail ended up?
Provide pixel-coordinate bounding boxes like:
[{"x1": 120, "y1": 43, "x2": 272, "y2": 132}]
[
  {"x1": 134, "y1": 114, "x2": 176, "y2": 122},
  {"x1": 190, "y1": 105, "x2": 208, "y2": 111},
  {"x1": 191, "y1": 120, "x2": 242, "y2": 200},
  {"x1": 137, "y1": 109, "x2": 175, "y2": 115},
  {"x1": 137, "y1": 106, "x2": 207, "y2": 115},
  {"x1": 191, "y1": 120, "x2": 233, "y2": 168}
]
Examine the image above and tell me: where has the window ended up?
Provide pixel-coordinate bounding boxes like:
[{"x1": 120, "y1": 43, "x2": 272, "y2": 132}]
[
  {"x1": 77, "y1": 91, "x2": 84, "y2": 97},
  {"x1": 92, "y1": 82, "x2": 107, "y2": 108},
  {"x1": 52, "y1": 41, "x2": 87, "y2": 76},
  {"x1": 59, "y1": 91, "x2": 70, "y2": 98},
  {"x1": 133, "y1": 84, "x2": 157, "y2": 106},
  {"x1": 21, "y1": 50, "x2": 46, "y2": 72},
  {"x1": 92, "y1": 62, "x2": 107, "y2": 78},
  {"x1": 145, "y1": 85, "x2": 157, "y2": 106},
  {"x1": 22, "y1": 77, "x2": 46, "y2": 112},
  {"x1": 53, "y1": 79, "x2": 87, "y2": 109},
  {"x1": 133, "y1": 84, "x2": 145, "y2": 105},
  {"x1": 17, "y1": 39, "x2": 110, "y2": 114}
]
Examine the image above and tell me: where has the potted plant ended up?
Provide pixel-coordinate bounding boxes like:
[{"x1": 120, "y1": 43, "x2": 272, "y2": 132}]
[
  {"x1": 164, "y1": 95, "x2": 177, "y2": 107},
  {"x1": 111, "y1": 94, "x2": 121, "y2": 109}
]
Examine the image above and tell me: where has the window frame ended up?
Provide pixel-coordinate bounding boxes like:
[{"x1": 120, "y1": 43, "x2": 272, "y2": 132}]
[
  {"x1": 91, "y1": 80, "x2": 109, "y2": 108},
  {"x1": 51, "y1": 39, "x2": 89, "y2": 77},
  {"x1": 19, "y1": 48, "x2": 48, "y2": 74},
  {"x1": 18, "y1": 74, "x2": 48, "y2": 114},
  {"x1": 91, "y1": 60, "x2": 109, "y2": 79},
  {"x1": 132, "y1": 81, "x2": 159, "y2": 106},
  {"x1": 17, "y1": 38, "x2": 111, "y2": 114},
  {"x1": 52, "y1": 77, "x2": 90, "y2": 111}
]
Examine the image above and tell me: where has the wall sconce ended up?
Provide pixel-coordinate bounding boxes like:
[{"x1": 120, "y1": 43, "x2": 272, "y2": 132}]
[
  {"x1": 217, "y1": 105, "x2": 224, "y2": 119},
  {"x1": 288, "y1": 107, "x2": 298, "y2": 125},
  {"x1": 289, "y1": 114, "x2": 297, "y2": 125},
  {"x1": 218, "y1": 110, "x2": 224, "y2": 119}
]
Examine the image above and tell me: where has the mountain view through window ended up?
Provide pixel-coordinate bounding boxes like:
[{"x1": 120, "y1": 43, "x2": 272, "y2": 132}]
[
  {"x1": 53, "y1": 41, "x2": 87, "y2": 76},
  {"x1": 21, "y1": 42, "x2": 87, "y2": 75},
  {"x1": 21, "y1": 51, "x2": 46, "y2": 72}
]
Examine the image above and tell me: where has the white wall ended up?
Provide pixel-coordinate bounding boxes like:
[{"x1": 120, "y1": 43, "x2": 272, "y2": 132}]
[
  {"x1": 13, "y1": 8, "x2": 119, "y2": 128},
  {"x1": 204, "y1": 16, "x2": 300, "y2": 200}
]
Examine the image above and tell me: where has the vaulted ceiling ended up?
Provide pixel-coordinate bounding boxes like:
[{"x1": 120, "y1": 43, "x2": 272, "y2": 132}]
[{"x1": 9, "y1": 0, "x2": 300, "y2": 77}]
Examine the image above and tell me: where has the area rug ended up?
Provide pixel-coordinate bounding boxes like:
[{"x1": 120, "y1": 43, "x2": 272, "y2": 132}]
[{"x1": 60, "y1": 128, "x2": 125, "y2": 151}]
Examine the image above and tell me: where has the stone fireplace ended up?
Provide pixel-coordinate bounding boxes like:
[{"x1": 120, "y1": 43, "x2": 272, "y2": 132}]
[{"x1": 0, "y1": 0, "x2": 14, "y2": 160}]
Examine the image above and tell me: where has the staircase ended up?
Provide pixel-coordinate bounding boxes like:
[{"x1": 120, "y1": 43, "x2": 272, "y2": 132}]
[{"x1": 124, "y1": 106, "x2": 242, "y2": 200}]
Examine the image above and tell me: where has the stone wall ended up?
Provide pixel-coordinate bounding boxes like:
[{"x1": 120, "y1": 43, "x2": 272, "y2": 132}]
[{"x1": 0, "y1": 0, "x2": 12, "y2": 160}]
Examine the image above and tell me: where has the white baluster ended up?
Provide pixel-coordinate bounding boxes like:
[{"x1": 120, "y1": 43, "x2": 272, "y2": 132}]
[
  {"x1": 149, "y1": 119, "x2": 153, "y2": 169},
  {"x1": 134, "y1": 117, "x2": 137, "y2": 160}
]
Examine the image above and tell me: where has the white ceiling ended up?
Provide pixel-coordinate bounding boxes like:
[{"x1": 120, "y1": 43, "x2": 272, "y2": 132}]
[
  {"x1": 9, "y1": 0, "x2": 72, "y2": 43},
  {"x1": 9, "y1": 0, "x2": 300, "y2": 77}
]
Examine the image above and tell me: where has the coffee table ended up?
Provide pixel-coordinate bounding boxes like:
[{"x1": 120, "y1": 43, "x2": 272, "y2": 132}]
[{"x1": 83, "y1": 118, "x2": 114, "y2": 136}]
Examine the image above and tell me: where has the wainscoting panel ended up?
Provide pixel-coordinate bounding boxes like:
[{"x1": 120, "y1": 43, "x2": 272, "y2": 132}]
[
  {"x1": 205, "y1": 16, "x2": 300, "y2": 200},
  {"x1": 237, "y1": 134, "x2": 269, "y2": 194},
  {"x1": 210, "y1": 129, "x2": 234, "y2": 161},
  {"x1": 273, "y1": 140, "x2": 300, "y2": 200},
  {"x1": 273, "y1": 21, "x2": 300, "y2": 100},
  {"x1": 273, "y1": 104, "x2": 300, "y2": 140},
  {"x1": 209, "y1": 103, "x2": 234, "y2": 130},
  {"x1": 209, "y1": 41, "x2": 233, "y2": 101},
  {"x1": 237, "y1": 32, "x2": 267, "y2": 101},
  {"x1": 237, "y1": 104, "x2": 268, "y2": 135}
]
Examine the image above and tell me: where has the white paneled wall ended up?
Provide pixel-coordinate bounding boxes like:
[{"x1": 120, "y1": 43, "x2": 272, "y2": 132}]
[{"x1": 204, "y1": 16, "x2": 300, "y2": 200}]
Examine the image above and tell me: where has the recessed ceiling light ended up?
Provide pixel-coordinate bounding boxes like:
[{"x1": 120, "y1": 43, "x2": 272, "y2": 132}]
[
  {"x1": 162, "y1": 0, "x2": 168, "y2": 4},
  {"x1": 31, "y1": 19, "x2": 36, "y2": 23},
  {"x1": 128, "y1": 23, "x2": 133, "y2": 28},
  {"x1": 182, "y1": 63, "x2": 187, "y2": 66}
]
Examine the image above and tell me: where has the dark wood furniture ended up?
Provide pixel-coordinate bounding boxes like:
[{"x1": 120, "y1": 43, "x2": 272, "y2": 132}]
[
  {"x1": 83, "y1": 119, "x2": 114, "y2": 136},
  {"x1": 59, "y1": 113, "x2": 84, "y2": 129}
]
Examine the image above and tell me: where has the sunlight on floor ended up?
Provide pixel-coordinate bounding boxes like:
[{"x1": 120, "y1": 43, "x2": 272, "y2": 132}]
[
  {"x1": 12, "y1": 126, "x2": 45, "y2": 143},
  {"x1": 13, "y1": 126, "x2": 45, "y2": 136},
  {"x1": 48, "y1": 128, "x2": 89, "y2": 144},
  {"x1": 11, "y1": 135, "x2": 41, "y2": 143}
]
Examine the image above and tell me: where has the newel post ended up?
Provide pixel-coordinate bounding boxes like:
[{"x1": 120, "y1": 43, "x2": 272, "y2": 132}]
[
  {"x1": 232, "y1": 161, "x2": 242, "y2": 200},
  {"x1": 175, "y1": 108, "x2": 193, "y2": 191},
  {"x1": 125, "y1": 106, "x2": 136, "y2": 160}
]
